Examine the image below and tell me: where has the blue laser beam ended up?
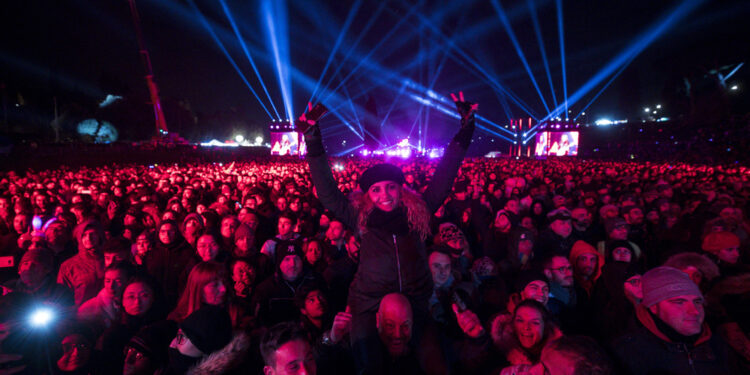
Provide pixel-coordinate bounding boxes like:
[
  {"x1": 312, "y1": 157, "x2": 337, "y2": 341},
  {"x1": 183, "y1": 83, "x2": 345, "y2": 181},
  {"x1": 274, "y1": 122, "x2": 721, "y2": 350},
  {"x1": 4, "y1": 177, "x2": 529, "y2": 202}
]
[
  {"x1": 555, "y1": 0, "x2": 568, "y2": 117},
  {"x1": 189, "y1": 0, "x2": 273, "y2": 119},
  {"x1": 491, "y1": 0, "x2": 550, "y2": 114},
  {"x1": 262, "y1": 0, "x2": 293, "y2": 121},
  {"x1": 308, "y1": 0, "x2": 364, "y2": 104},
  {"x1": 527, "y1": 0, "x2": 558, "y2": 109},
  {"x1": 219, "y1": 0, "x2": 280, "y2": 119}
]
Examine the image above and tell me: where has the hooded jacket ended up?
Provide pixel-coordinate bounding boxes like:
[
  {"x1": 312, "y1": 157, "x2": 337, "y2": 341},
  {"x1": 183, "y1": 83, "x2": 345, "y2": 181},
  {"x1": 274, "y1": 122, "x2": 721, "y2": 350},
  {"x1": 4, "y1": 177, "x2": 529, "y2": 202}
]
[
  {"x1": 57, "y1": 219, "x2": 106, "y2": 306},
  {"x1": 613, "y1": 304, "x2": 736, "y2": 374},
  {"x1": 569, "y1": 240, "x2": 604, "y2": 296}
]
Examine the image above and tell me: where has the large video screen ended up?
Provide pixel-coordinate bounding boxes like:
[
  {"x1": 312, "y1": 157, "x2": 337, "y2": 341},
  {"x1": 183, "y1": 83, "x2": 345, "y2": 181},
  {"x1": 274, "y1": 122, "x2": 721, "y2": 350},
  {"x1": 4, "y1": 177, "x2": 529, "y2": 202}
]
[
  {"x1": 534, "y1": 131, "x2": 579, "y2": 156},
  {"x1": 270, "y1": 132, "x2": 306, "y2": 156}
]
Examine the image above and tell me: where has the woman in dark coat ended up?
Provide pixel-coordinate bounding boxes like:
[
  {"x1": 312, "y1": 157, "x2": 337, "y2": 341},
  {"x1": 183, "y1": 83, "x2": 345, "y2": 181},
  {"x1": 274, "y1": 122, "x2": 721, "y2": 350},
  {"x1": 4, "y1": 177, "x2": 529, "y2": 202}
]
[{"x1": 300, "y1": 94, "x2": 477, "y2": 373}]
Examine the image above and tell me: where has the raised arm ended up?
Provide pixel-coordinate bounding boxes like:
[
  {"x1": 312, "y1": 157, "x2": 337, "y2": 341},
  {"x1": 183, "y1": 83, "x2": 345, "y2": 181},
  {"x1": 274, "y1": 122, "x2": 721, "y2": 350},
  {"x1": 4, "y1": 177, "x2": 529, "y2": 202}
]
[
  {"x1": 422, "y1": 92, "x2": 477, "y2": 212},
  {"x1": 299, "y1": 104, "x2": 359, "y2": 231}
]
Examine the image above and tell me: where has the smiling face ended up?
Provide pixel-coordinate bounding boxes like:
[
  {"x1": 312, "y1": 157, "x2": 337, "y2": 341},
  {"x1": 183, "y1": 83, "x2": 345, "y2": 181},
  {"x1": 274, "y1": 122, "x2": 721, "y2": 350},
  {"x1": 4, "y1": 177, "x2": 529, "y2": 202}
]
[
  {"x1": 513, "y1": 306, "x2": 544, "y2": 350},
  {"x1": 521, "y1": 280, "x2": 550, "y2": 305},
  {"x1": 367, "y1": 181, "x2": 401, "y2": 212}
]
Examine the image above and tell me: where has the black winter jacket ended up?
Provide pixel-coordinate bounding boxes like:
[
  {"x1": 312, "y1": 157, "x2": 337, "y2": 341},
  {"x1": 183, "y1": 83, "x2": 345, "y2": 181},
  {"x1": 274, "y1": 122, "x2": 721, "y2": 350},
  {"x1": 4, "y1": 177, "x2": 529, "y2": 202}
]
[{"x1": 305, "y1": 132, "x2": 469, "y2": 314}]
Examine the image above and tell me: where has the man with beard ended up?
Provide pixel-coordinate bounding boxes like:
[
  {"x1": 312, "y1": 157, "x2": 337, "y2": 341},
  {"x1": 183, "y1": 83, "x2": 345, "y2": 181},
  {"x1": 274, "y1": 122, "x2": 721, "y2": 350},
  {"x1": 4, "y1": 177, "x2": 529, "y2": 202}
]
[
  {"x1": 569, "y1": 207, "x2": 595, "y2": 245},
  {"x1": 543, "y1": 254, "x2": 587, "y2": 335}
]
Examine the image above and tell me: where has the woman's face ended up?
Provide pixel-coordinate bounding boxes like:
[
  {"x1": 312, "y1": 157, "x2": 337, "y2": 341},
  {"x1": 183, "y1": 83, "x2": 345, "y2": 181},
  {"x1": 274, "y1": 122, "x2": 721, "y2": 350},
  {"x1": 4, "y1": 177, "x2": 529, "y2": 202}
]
[
  {"x1": 513, "y1": 306, "x2": 544, "y2": 349},
  {"x1": 136, "y1": 234, "x2": 152, "y2": 255},
  {"x1": 196, "y1": 235, "x2": 220, "y2": 262},
  {"x1": 717, "y1": 246, "x2": 740, "y2": 264},
  {"x1": 611, "y1": 247, "x2": 632, "y2": 263},
  {"x1": 202, "y1": 279, "x2": 227, "y2": 306},
  {"x1": 367, "y1": 181, "x2": 401, "y2": 212},
  {"x1": 158, "y1": 223, "x2": 177, "y2": 245},
  {"x1": 122, "y1": 282, "x2": 154, "y2": 317}
]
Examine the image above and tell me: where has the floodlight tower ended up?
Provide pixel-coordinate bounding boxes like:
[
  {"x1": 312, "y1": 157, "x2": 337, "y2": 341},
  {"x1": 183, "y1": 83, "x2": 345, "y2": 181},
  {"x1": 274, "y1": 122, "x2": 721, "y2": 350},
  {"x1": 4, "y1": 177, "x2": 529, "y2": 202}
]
[{"x1": 127, "y1": 0, "x2": 168, "y2": 135}]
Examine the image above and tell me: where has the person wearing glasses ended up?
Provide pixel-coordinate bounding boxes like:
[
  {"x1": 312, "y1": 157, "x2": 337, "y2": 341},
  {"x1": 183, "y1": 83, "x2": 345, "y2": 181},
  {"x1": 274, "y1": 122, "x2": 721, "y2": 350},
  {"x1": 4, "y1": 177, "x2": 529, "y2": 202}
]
[{"x1": 542, "y1": 254, "x2": 586, "y2": 335}]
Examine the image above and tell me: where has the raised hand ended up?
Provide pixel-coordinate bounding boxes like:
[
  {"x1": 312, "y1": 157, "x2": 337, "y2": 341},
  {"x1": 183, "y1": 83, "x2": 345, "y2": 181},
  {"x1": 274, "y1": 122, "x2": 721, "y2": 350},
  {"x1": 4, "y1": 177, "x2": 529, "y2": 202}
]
[
  {"x1": 452, "y1": 303, "x2": 485, "y2": 339},
  {"x1": 296, "y1": 102, "x2": 329, "y2": 135},
  {"x1": 450, "y1": 91, "x2": 478, "y2": 125},
  {"x1": 330, "y1": 306, "x2": 352, "y2": 343}
]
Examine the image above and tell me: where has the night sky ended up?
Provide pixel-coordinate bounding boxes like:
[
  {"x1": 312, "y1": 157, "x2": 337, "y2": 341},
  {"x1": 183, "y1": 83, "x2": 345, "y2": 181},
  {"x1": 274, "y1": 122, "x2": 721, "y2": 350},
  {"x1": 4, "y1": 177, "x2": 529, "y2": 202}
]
[{"x1": 1, "y1": 0, "x2": 748, "y2": 148}]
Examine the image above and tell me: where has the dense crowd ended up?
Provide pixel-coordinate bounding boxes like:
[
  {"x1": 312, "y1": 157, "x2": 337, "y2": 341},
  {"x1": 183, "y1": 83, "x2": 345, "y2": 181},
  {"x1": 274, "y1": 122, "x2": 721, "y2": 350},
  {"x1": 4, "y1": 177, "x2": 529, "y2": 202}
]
[{"x1": 0, "y1": 110, "x2": 749, "y2": 374}]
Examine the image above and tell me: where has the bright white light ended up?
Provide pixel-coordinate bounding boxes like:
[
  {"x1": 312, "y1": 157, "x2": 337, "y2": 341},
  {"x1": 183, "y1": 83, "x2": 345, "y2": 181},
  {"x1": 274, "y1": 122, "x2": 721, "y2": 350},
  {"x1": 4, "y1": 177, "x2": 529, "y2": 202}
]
[
  {"x1": 581, "y1": 112, "x2": 586, "y2": 116},
  {"x1": 235, "y1": 135, "x2": 244, "y2": 143},
  {"x1": 30, "y1": 308, "x2": 55, "y2": 327},
  {"x1": 644, "y1": 108, "x2": 650, "y2": 112},
  {"x1": 653, "y1": 111, "x2": 657, "y2": 114},
  {"x1": 255, "y1": 136, "x2": 263, "y2": 144},
  {"x1": 398, "y1": 138, "x2": 409, "y2": 147},
  {"x1": 656, "y1": 104, "x2": 662, "y2": 109},
  {"x1": 595, "y1": 119, "x2": 614, "y2": 126},
  {"x1": 731, "y1": 85, "x2": 738, "y2": 90}
]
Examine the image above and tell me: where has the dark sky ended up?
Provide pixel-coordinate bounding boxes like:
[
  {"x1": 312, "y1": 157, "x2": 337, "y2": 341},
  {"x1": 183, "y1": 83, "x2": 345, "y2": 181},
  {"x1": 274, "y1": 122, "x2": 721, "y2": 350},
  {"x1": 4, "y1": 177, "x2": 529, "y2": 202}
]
[{"x1": 1, "y1": 0, "x2": 748, "y2": 145}]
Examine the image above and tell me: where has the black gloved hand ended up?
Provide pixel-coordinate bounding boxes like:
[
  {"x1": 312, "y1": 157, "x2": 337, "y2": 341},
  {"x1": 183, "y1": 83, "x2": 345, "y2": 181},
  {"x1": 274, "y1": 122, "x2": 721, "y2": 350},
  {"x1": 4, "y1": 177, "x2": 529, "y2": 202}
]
[
  {"x1": 451, "y1": 92, "x2": 478, "y2": 148},
  {"x1": 451, "y1": 91, "x2": 478, "y2": 128}
]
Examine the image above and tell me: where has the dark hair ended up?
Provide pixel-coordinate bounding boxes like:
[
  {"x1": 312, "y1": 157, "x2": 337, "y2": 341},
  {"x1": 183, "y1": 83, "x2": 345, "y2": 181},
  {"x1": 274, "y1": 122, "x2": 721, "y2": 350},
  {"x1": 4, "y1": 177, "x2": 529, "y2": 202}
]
[
  {"x1": 544, "y1": 335, "x2": 613, "y2": 375},
  {"x1": 260, "y1": 322, "x2": 311, "y2": 367},
  {"x1": 513, "y1": 299, "x2": 556, "y2": 349}
]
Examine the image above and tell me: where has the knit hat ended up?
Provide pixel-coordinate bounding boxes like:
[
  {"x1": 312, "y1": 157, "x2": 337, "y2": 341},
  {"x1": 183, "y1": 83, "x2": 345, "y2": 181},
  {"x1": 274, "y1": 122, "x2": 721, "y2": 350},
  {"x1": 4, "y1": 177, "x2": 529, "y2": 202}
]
[
  {"x1": 641, "y1": 266, "x2": 702, "y2": 308},
  {"x1": 701, "y1": 231, "x2": 740, "y2": 254},
  {"x1": 274, "y1": 240, "x2": 304, "y2": 267},
  {"x1": 20, "y1": 248, "x2": 54, "y2": 272},
  {"x1": 127, "y1": 321, "x2": 177, "y2": 365},
  {"x1": 438, "y1": 223, "x2": 465, "y2": 244},
  {"x1": 359, "y1": 164, "x2": 405, "y2": 192},
  {"x1": 604, "y1": 217, "x2": 628, "y2": 235},
  {"x1": 513, "y1": 269, "x2": 548, "y2": 293},
  {"x1": 180, "y1": 305, "x2": 233, "y2": 355}
]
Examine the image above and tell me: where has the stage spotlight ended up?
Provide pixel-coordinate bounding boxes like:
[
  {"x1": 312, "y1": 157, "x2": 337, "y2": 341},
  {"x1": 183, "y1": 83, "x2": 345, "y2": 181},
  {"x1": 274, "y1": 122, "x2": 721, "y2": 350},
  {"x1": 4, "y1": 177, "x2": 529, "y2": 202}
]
[
  {"x1": 644, "y1": 108, "x2": 650, "y2": 112},
  {"x1": 656, "y1": 104, "x2": 662, "y2": 109},
  {"x1": 731, "y1": 85, "x2": 739, "y2": 90},
  {"x1": 235, "y1": 135, "x2": 244, "y2": 143},
  {"x1": 255, "y1": 136, "x2": 263, "y2": 144}
]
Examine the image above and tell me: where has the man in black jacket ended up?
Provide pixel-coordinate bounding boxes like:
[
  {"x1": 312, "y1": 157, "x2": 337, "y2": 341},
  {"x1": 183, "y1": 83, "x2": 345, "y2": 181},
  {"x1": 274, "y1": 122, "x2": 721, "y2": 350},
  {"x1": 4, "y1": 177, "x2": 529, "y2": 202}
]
[{"x1": 613, "y1": 266, "x2": 737, "y2": 374}]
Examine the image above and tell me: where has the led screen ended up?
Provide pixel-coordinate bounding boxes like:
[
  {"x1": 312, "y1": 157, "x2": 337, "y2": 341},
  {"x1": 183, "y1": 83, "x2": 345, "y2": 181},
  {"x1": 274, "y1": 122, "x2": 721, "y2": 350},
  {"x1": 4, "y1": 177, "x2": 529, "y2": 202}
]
[
  {"x1": 270, "y1": 132, "x2": 306, "y2": 156},
  {"x1": 534, "y1": 131, "x2": 579, "y2": 156}
]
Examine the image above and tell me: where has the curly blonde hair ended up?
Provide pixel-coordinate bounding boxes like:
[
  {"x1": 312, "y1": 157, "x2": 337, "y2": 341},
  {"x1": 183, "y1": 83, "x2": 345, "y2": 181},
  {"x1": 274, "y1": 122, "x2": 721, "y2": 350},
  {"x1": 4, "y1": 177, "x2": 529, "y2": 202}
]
[{"x1": 351, "y1": 186, "x2": 432, "y2": 241}]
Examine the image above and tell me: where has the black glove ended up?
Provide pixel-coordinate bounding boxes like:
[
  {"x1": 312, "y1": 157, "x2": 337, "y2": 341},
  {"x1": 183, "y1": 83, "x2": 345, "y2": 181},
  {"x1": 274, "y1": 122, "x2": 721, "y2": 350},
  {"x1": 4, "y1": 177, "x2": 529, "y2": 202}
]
[{"x1": 451, "y1": 92, "x2": 478, "y2": 148}]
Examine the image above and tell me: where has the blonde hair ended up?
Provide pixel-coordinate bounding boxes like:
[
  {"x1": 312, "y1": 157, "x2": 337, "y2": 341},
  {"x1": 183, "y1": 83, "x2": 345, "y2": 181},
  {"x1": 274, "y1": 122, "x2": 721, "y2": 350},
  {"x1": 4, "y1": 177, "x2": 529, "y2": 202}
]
[{"x1": 351, "y1": 185, "x2": 432, "y2": 241}]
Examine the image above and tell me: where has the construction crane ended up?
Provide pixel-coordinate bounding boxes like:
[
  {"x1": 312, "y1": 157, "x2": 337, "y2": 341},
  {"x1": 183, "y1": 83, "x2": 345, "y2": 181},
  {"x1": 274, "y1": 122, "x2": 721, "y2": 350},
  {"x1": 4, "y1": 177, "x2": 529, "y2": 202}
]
[{"x1": 127, "y1": 0, "x2": 168, "y2": 136}]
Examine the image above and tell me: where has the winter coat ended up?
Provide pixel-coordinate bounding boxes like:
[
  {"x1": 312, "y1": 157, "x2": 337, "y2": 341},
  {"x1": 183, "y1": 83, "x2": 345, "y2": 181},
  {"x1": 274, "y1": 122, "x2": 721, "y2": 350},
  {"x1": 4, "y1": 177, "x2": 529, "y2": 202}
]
[
  {"x1": 306, "y1": 139, "x2": 467, "y2": 315},
  {"x1": 144, "y1": 236, "x2": 197, "y2": 308},
  {"x1": 253, "y1": 270, "x2": 324, "y2": 326},
  {"x1": 57, "y1": 252, "x2": 104, "y2": 306},
  {"x1": 613, "y1": 304, "x2": 737, "y2": 374}
]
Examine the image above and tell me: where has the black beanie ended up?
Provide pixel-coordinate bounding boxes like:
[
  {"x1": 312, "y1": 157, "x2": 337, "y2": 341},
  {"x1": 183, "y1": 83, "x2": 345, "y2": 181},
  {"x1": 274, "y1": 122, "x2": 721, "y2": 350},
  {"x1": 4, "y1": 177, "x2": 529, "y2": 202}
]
[
  {"x1": 180, "y1": 305, "x2": 233, "y2": 355},
  {"x1": 513, "y1": 269, "x2": 549, "y2": 294},
  {"x1": 274, "y1": 240, "x2": 304, "y2": 267},
  {"x1": 359, "y1": 164, "x2": 405, "y2": 192}
]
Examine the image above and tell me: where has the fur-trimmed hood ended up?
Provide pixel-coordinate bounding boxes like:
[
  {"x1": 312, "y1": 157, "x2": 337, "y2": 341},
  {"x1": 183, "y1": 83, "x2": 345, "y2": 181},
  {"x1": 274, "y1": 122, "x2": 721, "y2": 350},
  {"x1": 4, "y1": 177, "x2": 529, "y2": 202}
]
[{"x1": 187, "y1": 333, "x2": 251, "y2": 375}]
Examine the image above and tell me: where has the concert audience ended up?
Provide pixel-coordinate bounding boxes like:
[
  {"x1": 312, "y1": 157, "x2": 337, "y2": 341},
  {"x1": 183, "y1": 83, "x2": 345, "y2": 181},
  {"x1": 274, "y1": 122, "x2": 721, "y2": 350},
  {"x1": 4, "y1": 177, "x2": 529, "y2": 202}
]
[{"x1": 0, "y1": 130, "x2": 748, "y2": 374}]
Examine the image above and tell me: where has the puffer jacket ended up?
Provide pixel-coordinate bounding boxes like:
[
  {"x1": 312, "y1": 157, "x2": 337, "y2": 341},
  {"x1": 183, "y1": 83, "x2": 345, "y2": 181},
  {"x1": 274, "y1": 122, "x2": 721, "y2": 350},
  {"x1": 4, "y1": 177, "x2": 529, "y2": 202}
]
[
  {"x1": 306, "y1": 132, "x2": 469, "y2": 314},
  {"x1": 187, "y1": 333, "x2": 252, "y2": 375}
]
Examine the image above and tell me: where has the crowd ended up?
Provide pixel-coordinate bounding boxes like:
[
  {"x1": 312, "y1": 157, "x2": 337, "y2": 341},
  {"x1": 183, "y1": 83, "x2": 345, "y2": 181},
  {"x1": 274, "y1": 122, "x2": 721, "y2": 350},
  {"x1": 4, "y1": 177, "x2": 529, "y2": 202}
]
[{"x1": 0, "y1": 104, "x2": 748, "y2": 374}]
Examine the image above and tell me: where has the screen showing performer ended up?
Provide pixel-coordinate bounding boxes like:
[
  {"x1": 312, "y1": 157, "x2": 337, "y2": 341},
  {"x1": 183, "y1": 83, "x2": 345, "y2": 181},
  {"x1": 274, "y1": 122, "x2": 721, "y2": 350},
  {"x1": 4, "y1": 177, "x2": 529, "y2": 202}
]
[
  {"x1": 270, "y1": 132, "x2": 306, "y2": 156},
  {"x1": 534, "y1": 131, "x2": 579, "y2": 156}
]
